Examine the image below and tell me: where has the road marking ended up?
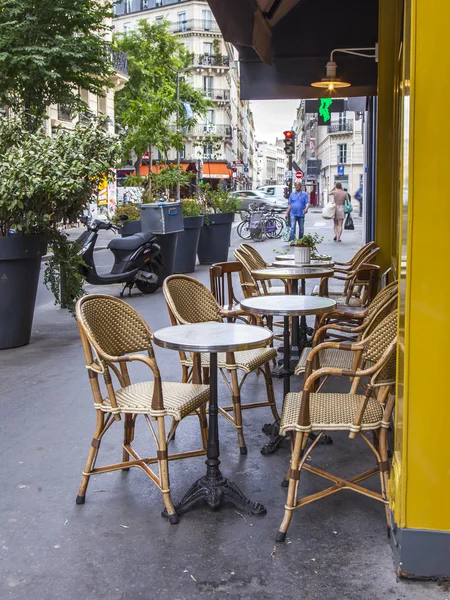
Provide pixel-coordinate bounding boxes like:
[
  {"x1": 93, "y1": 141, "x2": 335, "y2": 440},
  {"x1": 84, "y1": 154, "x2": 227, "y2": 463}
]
[{"x1": 313, "y1": 221, "x2": 326, "y2": 227}]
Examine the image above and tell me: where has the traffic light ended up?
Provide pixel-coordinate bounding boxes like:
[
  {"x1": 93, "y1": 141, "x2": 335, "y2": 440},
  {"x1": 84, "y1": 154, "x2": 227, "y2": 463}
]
[{"x1": 283, "y1": 130, "x2": 295, "y2": 155}]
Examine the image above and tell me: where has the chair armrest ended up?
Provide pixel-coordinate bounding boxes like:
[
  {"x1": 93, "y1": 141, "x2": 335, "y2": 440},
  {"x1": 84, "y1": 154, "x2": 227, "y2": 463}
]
[
  {"x1": 313, "y1": 322, "x2": 365, "y2": 345},
  {"x1": 121, "y1": 354, "x2": 164, "y2": 412}
]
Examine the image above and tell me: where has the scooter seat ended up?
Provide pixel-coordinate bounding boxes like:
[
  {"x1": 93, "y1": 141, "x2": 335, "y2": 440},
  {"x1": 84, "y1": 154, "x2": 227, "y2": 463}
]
[{"x1": 108, "y1": 231, "x2": 155, "y2": 251}]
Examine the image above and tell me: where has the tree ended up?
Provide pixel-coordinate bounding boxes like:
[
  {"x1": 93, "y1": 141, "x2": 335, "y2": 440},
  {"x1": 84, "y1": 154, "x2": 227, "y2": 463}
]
[
  {"x1": 115, "y1": 20, "x2": 210, "y2": 174},
  {"x1": 0, "y1": 0, "x2": 115, "y2": 131}
]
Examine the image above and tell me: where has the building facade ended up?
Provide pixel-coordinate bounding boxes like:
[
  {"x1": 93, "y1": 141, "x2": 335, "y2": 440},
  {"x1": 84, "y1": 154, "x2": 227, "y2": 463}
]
[
  {"x1": 255, "y1": 140, "x2": 286, "y2": 188},
  {"x1": 294, "y1": 100, "x2": 364, "y2": 206},
  {"x1": 113, "y1": 0, "x2": 255, "y2": 189}
]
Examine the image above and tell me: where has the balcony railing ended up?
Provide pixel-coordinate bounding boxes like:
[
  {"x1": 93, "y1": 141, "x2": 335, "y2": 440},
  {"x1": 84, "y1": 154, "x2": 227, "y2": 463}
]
[
  {"x1": 327, "y1": 121, "x2": 353, "y2": 134},
  {"x1": 57, "y1": 105, "x2": 72, "y2": 122},
  {"x1": 191, "y1": 54, "x2": 230, "y2": 67},
  {"x1": 188, "y1": 124, "x2": 232, "y2": 137},
  {"x1": 171, "y1": 19, "x2": 220, "y2": 33},
  {"x1": 199, "y1": 88, "x2": 231, "y2": 101},
  {"x1": 111, "y1": 50, "x2": 128, "y2": 76}
]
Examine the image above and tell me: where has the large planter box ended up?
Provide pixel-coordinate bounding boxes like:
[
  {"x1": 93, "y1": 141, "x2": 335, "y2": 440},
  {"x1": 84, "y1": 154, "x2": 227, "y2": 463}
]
[
  {"x1": 155, "y1": 232, "x2": 180, "y2": 281},
  {"x1": 0, "y1": 234, "x2": 47, "y2": 350},
  {"x1": 197, "y1": 212, "x2": 235, "y2": 265},
  {"x1": 174, "y1": 215, "x2": 204, "y2": 274},
  {"x1": 121, "y1": 220, "x2": 142, "y2": 237},
  {"x1": 139, "y1": 202, "x2": 184, "y2": 234}
]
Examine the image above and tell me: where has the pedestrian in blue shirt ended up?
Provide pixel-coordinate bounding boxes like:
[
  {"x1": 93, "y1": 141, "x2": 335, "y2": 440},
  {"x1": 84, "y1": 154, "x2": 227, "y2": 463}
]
[{"x1": 286, "y1": 181, "x2": 310, "y2": 241}]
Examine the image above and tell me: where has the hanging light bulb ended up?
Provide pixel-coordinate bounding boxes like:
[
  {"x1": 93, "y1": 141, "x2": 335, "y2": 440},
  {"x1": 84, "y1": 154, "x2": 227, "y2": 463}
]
[{"x1": 311, "y1": 60, "x2": 351, "y2": 90}]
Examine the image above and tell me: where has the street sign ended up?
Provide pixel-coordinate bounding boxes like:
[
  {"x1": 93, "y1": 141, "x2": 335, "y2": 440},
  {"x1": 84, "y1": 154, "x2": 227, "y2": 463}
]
[
  {"x1": 244, "y1": 166, "x2": 249, "y2": 173},
  {"x1": 295, "y1": 170, "x2": 304, "y2": 179},
  {"x1": 292, "y1": 160, "x2": 301, "y2": 172},
  {"x1": 285, "y1": 171, "x2": 292, "y2": 179},
  {"x1": 338, "y1": 165, "x2": 345, "y2": 175}
]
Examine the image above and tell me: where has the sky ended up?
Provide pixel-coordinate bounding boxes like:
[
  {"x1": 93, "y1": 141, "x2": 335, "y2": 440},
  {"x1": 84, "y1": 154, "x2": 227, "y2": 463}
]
[{"x1": 250, "y1": 100, "x2": 299, "y2": 144}]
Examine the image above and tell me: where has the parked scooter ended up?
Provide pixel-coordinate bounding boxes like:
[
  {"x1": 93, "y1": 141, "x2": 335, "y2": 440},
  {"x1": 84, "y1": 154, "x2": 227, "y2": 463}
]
[{"x1": 77, "y1": 216, "x2": 163, "y2": 295}]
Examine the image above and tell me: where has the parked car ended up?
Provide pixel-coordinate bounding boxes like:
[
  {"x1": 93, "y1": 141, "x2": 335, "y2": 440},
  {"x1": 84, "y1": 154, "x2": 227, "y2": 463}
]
[
  {"x1": 257, "y1": 185, "x2": 289, "y2": 211},
  {"x1": 231, "y1": 190, "x2": 268, "y2": 211}
]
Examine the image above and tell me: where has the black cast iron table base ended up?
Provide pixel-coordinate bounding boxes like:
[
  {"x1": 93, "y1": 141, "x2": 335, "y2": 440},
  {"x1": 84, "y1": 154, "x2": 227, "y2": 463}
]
[{"x1": 163, "y1": 472, "x2": 266, "y2": 518}]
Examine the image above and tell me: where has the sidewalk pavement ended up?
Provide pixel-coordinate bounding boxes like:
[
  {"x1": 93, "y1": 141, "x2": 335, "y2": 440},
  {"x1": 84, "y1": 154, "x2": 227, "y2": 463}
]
[{"x1": 0, "y1": 211, "x2": 443, "y2": 600}]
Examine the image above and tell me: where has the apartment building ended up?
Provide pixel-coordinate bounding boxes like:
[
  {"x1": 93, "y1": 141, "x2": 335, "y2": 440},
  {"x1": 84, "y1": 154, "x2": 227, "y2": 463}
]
[
  {"x1": 255, "y1": 140, "x2": 286, "y2": 188},
  {"x1": 113, "y1": 0, "x2": 255, "y2": 189},
  {"x1": 294, "y1": 100, "x2": 364, "y2": 206}
]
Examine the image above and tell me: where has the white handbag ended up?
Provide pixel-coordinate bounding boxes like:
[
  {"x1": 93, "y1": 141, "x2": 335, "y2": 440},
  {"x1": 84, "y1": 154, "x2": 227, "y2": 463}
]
[{"x1": 322, "y1": 201, "x2": 336, "y2": 220}]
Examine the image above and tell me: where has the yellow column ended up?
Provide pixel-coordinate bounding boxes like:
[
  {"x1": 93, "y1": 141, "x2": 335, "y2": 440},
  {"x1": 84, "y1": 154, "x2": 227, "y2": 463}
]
[
  {"x1": 375, "y1": 0, "x2": 403, "y2": 274},
  {"x1": 387, "y1": 0, "x2": 450, "y2": 578}
]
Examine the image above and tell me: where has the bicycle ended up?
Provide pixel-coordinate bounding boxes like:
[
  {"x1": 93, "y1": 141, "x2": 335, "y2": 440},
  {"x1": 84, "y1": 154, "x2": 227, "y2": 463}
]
[{"x1": 236, "y1": 209, "x2": 284, "y2": 241}]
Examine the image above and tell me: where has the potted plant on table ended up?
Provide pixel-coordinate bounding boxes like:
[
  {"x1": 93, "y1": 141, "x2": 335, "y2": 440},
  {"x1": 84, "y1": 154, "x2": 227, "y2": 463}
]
[
  {"x1": 0, "y1": 117, "x2": 120, "y2": 349},
  {"x1": 197, "y1": 184, "x2": 241, "y2": 265},
  {"x1": 290, "y1": 233, "x2": 324, "y2": 264},
  {"x1": 174, "y1": 199, "x2": 204, "y2": 273}
]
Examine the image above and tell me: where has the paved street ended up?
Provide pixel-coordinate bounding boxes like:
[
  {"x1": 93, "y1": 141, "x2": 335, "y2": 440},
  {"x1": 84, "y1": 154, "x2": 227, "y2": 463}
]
[{"x1": 1, "y1": 211, "x2": 444, "y2": 600}]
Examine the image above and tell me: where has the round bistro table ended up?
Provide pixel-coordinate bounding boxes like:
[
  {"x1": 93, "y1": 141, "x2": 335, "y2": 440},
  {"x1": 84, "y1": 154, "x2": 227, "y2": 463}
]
[
  {"x1": 251, "y1": 267, "x2": 334, "y2": 357},
  {"x1": 240, "y1": 295, "x2": 336, "y2": 454},
  {"x1": 153, "y1": 321, "x2": 273, "y2": 517},
  {"x1": 272, "y1": 259, "x2": 334, "y2": 268}
]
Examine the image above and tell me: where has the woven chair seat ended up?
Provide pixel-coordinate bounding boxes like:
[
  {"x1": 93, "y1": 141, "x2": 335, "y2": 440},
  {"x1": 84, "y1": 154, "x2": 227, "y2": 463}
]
[
  {"x1": 280, "y1": 391, "x2": 384, "y2": 435},
  {"x1": 181, "y1": 347, "x2": 277, "y2": 373},
  {"x1": 98, "y1": 381, "x2": 209, "y2": 420}
]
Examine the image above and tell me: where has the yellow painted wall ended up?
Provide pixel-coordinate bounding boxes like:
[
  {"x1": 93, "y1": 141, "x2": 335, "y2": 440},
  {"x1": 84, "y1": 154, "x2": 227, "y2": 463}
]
[
  {"x1": 384, "y1": 0, "x2": 450, "y2": 531},
  {"x1": 402, "y1": 0, "x2": 450, "y2": 530}
]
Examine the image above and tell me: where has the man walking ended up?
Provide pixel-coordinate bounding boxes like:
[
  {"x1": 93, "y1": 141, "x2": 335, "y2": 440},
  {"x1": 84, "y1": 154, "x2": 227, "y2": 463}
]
[{"x1": 286, "y1": 181, "x2": 310, "y2": 241}]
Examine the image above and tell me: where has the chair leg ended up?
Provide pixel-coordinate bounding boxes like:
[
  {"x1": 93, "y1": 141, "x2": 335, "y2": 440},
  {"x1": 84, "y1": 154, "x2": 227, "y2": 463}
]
[
  {"x1": 156, "y1": 417, "x2": 179, "y2": 524},
  {"x1": 181, "y1": 365, "x2": 189, "y2": 383},
  {"x1": 122, "y1": 413, "x2": 134, "y2": 470},
  {"x1": 167, "y1": 418, "x2": 178, "y2": 444},
  {"x1": 378, "y1": 426, "x2": 391, "y2": 530},
  {"x1": 230, "y1": 369, "x2": 247, "y2": 455},
  {"x1": 202, "y1": 367, "x2": 210, "y2": 385},
  {"x1": 276, "y1": 432, "x2": 305, "y2": 542},
  {"x1": 263, "y1": 362, "x2": 280, "y2": 421},
  {"x1": 76, "y1": 411, "x2": 105, "y2": 505}
]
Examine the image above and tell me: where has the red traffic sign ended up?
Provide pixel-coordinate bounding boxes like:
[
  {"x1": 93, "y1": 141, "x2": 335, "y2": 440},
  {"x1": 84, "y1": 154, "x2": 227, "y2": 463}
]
[{"x1": 295, "y1": 170, "x2": 304, "y2": 179}]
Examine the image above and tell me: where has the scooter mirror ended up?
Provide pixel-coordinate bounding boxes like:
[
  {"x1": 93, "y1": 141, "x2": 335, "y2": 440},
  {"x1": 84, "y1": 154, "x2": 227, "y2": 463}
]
[{"x1": 119, "y1": 214, "x2": 129, "y2": 221}]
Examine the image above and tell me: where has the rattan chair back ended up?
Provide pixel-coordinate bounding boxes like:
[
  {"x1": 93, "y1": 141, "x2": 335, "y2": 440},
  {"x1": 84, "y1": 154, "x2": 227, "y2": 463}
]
[
  {"x1": 240, "y1": 244, "x2": 266, "y2": 269},
  {"x1": 77, "y1": 294, "x2": 153, "y2": 358},
  {"x1": 210, "y1": 261, "x2": 242, "y2": 310},
  {"x1": 163, "y1": 275, "x2": 222, "y2": 325},
  {"x1": 364, "y1": 280, "x2": 398, "y2": 322},
  {"x1": 233, "y1": 248, "x2": 261, "y2": 297},
  {"x1": 363, "y1": 309, "x2": 398, "y2": 386}
]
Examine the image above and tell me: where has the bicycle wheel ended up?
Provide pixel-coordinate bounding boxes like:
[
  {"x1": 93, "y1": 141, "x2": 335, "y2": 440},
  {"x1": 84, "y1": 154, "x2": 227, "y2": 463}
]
[
  {"x1": 237, "y1": 219, "x2": 252, "y2": 240},
  {"x1": 266, "y1": 216, "x2": 284, "y2": 239},
  {"x1": 239, "y1": 210, "x2": 250, "y2": 221}
]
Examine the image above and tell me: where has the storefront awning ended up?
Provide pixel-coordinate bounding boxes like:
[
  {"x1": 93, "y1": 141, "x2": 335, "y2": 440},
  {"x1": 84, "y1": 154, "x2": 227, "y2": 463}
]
[
  {"x1": 207, "y1": 0, "x2": 379, "y2": 99},
  {"x1": 139, "y1": 162, "x2": 195, "y2": 176},
  {"x1": 202, "y1": 163, "x2": 231, "y2": 179}
]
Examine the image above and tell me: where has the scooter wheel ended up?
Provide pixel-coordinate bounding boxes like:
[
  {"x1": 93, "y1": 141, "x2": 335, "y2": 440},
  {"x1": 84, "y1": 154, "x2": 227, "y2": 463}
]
[{"x1": 135, "y1": 265, "x2": 161, "y2": 295}]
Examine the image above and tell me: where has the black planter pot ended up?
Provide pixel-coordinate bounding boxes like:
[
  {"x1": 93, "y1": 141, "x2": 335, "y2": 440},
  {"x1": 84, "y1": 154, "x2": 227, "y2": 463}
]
[
  {"x1": 121, "y1": 220, "x2": 142, "y2": 237},
  {"x1": 174, "y1": 215, "x2": 204, "y2": 274},
  {"x1": 197, "y1": 213, "x2": 235, "y2": 265},
  {"x1": 155, "y1": 232, "x2": 180, "y2": 281},
  {"x1": 0, "y1": 234, "x2": 47, "y2": 350}
]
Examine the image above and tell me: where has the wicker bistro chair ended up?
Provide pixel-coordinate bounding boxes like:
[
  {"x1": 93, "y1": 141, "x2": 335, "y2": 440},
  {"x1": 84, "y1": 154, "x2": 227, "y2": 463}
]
[
  {"x1": 75, "y1": 294, "x2": 210, "y2": 524},
  {"x1": 275, "y1": 310, "x2": 398, "y2": 542},
  {"x1": 333, "y1": 241, "x2": 376, "y2": 271},
  {"x1": 237, "y1": 244, "x2": 288, "y2": 296},
  {"x1": 294, "y1": 291, "x2": 397, "y2": 385},
  {"x1": 163, "y1": 275, "x2": 279, "y2": 454},
  {"x1": 316, "y1": 262, "x2": 381, "y2": 309},
  {"x1": 210, "y1": 262, "x2": 251, "y2": 323}
]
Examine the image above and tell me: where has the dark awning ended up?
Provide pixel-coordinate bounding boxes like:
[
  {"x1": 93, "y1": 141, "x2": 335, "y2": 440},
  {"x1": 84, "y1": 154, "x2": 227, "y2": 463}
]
[{"x1": 207, "y1": 0, "x2": 378, "y2": 100}]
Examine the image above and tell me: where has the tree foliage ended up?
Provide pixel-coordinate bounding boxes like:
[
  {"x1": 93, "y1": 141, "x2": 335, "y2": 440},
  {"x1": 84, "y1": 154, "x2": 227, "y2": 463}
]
[
  {"x1": 115, "y1": 20, "x2": 210, "y2": 169},
  {"x1": 0, "y1": 0, "x2": 115, "y2": 131}
]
